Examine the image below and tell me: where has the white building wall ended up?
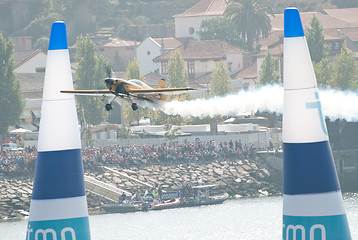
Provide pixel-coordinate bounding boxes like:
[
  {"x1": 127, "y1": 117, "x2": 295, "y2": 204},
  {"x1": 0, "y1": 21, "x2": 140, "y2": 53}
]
[
  {"x1": 218, "y1": 124, "x2": 259, "y2": 132},
  {"x1": 225, "y1": 53, "x2": 243, "y2": 74},
  {"x1": 15, "y1": 52, "x2": 47, "y2": 73},
  {"x1": 136, "y1": 38, "x2": 161, "y2": 75},
  {"x1": 94, "y1": 130, "x2": 278, "y2": 150},
  {"x1": 256, "y1": 57, "x2": 265, "y2": 77},
  {"x1": 186, "y1": 53, "x2": 243, "y2": 77},
  {"x1": 192, "y1": 60, "x2": 219, "y2": 75},
  {"x1": 175, "y1": 16, "x2": 220, "y2": 40}
]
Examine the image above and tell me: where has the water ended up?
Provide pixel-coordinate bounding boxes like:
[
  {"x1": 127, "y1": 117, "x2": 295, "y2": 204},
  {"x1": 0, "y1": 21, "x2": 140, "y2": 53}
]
[{"x1": 1, "y1": 195, "x2": 357, "y2": 239}]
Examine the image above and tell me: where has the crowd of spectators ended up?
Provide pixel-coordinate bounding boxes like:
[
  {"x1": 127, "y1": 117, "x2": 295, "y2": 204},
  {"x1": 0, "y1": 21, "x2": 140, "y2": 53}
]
[
  {"x1": 0, "y1": 146, "x2": 37, "y2": 176},
  {"x1": 1, "y1": 140, "x2": 257, "y2": 175},
  {"x1": 81, "y1": 139, "x2": 257, "y2": 169}
]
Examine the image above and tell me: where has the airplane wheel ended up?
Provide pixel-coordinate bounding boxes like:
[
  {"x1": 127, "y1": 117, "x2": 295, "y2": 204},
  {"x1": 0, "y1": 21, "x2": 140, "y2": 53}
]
[
  {"x1": 105, "y1": 103, "x2": 112, "y2": 111},
  {"x1": 131, "y1": 103, "x2": 138, "y2": 111}
]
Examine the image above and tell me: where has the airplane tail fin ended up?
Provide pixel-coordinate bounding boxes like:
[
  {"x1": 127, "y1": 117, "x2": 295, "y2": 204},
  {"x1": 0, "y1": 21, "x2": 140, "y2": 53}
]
[
  {"x1": 157, "y1": 77, "x2": 166, "y2": 89},
  {"x1": 157, "y1": 78, "x2": 167, "y2": 100}
]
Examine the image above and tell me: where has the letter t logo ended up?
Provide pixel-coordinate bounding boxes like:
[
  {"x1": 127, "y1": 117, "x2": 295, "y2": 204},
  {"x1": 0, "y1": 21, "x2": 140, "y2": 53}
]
[{"x1": 306, "y1": 92, "x2": 328, "y2": 136}]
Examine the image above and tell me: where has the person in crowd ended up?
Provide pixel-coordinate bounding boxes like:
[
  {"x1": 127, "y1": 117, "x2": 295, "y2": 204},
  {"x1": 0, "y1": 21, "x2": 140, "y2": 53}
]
[{"x1": 1, "y1": 140, "x2": 259, "y2": 174}]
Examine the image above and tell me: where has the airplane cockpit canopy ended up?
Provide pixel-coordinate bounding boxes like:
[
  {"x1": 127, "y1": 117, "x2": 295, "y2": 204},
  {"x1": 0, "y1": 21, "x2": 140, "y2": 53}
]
[{"x1": 129, "y1": 79, "x2": 151, "y2": 89}]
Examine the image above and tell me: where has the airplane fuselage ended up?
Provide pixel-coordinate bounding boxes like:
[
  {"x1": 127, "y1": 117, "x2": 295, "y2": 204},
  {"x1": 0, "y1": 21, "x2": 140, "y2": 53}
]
[
  {"x1": 61, "y1": 77, "x2": 194, "y2": 111},
  {"x1": 105, "y1": 78, "x2": 165, "y2": 101}
]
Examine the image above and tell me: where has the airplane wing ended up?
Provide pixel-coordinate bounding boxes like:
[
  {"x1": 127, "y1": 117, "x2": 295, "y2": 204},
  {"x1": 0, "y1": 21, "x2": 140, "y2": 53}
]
[
  {"x1": 60, "y1": 90, "x2": 112, "y2": 96},
  {"x1": 127, "y1": 87, "x2": 197, "y2": 96}
]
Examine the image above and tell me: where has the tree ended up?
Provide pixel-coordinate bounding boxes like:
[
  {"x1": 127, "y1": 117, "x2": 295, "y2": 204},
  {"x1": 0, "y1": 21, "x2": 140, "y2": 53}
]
[
  {"x1": 168, "y1": 49, "x2": 188, "y2": 88},
  {"x1": 332, "y1": 47, "x2": 357, "y2": 90},
  {"x1": 24, "y1": 14, "x2": 59, "y2": 44},
  {"x1": 164, "y1": 123, "x2": 180, "y2": 141},
  {"x1": 0, "y1": 34, "x2": 24, "y2": 137},
  {"x1": 224, "y1": 0, "x2": 273, "y2": 52},
  {"x1": 258, "y1": 51, "x2": 280, "y2": 85},
  {"x1": 306, "y1": 15, "x2": 328, "y2": 63},
  {"x1": 117, "y1": 125, "x2": 130, "y2": 139},
  {"x1": 75, "y1": 35, "x2": 109, "y2": 125},
  {"x1": 198, "y1": 18, "x2": 244, "y2": 48},
  {"x1": 313, "y1": 58, "x2": 334, "y2": 88},
  {"x1": 34, "y1": 37, "x2": 49, "y2": 53},
  {"x1": 210, "y1": 61, "x2": 233, "y2": 96},
  {"x1": 124, "y1": 58, "x2": 143, "y2": 80},
  {"x1": 81, "y1": 125, "x2": 95, "y2": 148},
  {"x1": 121, "y1": 58, "x2": 144, "y2": 124},
  {"x1": 23, "y1": 0, "x2": 113, "y2": 45}
]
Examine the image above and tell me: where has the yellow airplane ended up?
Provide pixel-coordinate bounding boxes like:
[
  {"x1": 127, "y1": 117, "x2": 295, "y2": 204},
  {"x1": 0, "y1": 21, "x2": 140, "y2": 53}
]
[{"x1": 61, "y1": 77, "x2": 196, "y2": 111}]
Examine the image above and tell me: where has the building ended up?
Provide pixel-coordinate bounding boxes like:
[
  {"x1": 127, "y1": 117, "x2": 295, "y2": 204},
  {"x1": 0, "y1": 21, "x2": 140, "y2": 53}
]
[
  {"x1": 323, "y1": 8, "x2": 358, "y2": 25},
  {"x1": 14, "y1": 49, "x2": 47, "y2": 74},
  {"x1": 98, "y1": 38, "x2": 138, "y2": 71},
  {"x1": 153, "y1": 40, "x2": 252, "y2": 82},
  {"x1": 173, "y1": 0, "x2": 229, "y2": 40},
  {"x1": 239, "y1": 9, "x2": 358, "y2": 84},
  {"x1": 136, "y1": 37, "x2": 185, "y2": 75}
]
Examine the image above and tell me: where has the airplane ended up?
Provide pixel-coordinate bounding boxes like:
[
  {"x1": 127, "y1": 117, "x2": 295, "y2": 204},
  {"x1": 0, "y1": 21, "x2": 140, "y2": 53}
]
[{"x1": 61, "y1": 77, "x2": 197, "y2": 111}]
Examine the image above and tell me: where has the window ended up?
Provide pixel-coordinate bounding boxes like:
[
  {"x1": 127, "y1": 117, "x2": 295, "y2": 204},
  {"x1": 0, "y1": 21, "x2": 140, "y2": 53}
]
[
  {"x1": 36, "y1": 67, "x2": 45, "y2": 72},
  {"x1": 161, "y1": 62, "x2": 168, "y2": 74},
  {"x1": 189, "y1": 27, "x2": 194, "y2": 35},
  {"x1": 228, "y1": 62, "x2": 232, "y2": 72},
  {"x1": 188, "y1": 60, "x2": 195, "y2": 78},
  {"x1": 334, "y1": 42, "x2": 340, "y2": 50}
]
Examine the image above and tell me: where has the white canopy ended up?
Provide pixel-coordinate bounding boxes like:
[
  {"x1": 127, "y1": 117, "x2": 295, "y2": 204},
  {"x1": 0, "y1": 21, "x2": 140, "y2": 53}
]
[{"x1": 10, "y1": 128, "x2": 32, "y2": 134}]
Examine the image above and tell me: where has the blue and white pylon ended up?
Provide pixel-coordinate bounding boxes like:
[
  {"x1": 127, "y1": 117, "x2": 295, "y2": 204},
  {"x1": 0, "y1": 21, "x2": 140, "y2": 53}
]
[
  {"x1": 26, "y1": 22, "x2": 91, "y2": 239},
  {"x1": 282, "y1": 8, "x2": 351, "y2": 240}
]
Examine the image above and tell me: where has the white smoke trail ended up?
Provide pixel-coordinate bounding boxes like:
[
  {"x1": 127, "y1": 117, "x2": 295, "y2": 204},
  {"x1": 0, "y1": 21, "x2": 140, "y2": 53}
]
[
  {"x1": 320, "y1": 88, "x2": 358, "y2": 122},
  {"x1": 163, "y1": 85, "x2": 358, "y2": 122},
  {"x1": 163, "y1": 85, "x2": 283, "y2": 117}
]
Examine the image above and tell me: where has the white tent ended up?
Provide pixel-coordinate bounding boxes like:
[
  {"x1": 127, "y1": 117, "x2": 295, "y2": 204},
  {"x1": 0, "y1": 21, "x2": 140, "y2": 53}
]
[{"x1": 10, "y1": 128, "x2": 32, "y2": 134}]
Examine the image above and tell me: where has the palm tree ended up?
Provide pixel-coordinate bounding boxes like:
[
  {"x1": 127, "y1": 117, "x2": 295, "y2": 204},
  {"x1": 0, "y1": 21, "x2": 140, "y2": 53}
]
[{"x1": 224, "y1": 0, "x2": 273, "y2": 52}]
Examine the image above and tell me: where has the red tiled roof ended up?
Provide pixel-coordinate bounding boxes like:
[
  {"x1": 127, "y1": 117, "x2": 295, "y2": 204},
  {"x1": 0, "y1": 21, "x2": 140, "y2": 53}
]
[
  {"x1": 233, "y1": 62, "x2": 257, "y2": 80},
  {"x1": 154, "y1": 40, "x2": 246, "y2": 61},
  {"x1": 261, "y1": 44, "x2": 283, "y2": 56},
  {"x1": 174, "y1": 0, "x2": 229, "y2": 18},
  {"x1": 324, "y1": 28, "x2": 358, "y2": 42},
  {"x1": 152, "y1": 38, "x2": 184, "y2": 50},
  {"x1": 270, "y1": 11, "x2": 358, "y2": 31},
  {"x1": 255, "y1": 30, "x2": 283, "y2": 50},
  {"x1": 324, "y1": 8, "x2": 358, "y2": 24},
  {"x1": 102, "y1": 38, "x2": 138, "y2": 47},
  {"x1": 18, "y1": 73, "x2": 45, "y2": 93},
  {"x1": 143, "y1": 72, "x2": 163, "y2": 88},
  {"x1": 188, "y1": 72, "x2": 213, "y2": 89}
]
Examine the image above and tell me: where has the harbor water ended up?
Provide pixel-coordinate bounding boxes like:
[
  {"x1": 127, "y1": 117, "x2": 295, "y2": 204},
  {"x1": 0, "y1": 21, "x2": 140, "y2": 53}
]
[{"x1": 1, "y1": 195, "x2": 357, "y2": 239}]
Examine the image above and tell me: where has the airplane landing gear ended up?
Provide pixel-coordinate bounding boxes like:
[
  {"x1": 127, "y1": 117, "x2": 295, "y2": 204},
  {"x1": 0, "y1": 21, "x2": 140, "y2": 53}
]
[
  {"x1": 131, "y1": 103, "x2": 138, "y2": 111},
  {"x1": 105, "y1": 94, "x2": 118, "y2": 111},
  {"x1": 105, "y1": 103, "x2": 112, "y2": 111}
]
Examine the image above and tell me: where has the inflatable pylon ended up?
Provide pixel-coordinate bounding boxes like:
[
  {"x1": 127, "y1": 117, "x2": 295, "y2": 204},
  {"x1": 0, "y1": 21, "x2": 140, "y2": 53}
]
[
  {"x1": 282, "y1": 8, "x2": 351, "y2": 240},
  {"x1": 26, "y1": 22, "x2": 91, "y2": 239}
]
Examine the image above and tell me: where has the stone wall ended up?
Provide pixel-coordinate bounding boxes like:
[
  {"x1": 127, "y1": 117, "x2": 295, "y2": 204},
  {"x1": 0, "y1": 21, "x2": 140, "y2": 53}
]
[{"x1": 0, "y1": 157, "x2": 280, "y2": 221}]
